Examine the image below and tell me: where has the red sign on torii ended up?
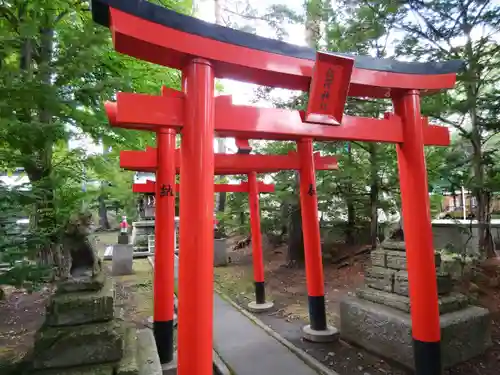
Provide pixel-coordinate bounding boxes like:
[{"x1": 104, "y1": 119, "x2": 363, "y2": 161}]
[{"x1": 92, "y1": 1, "x2": 463, "y2": 374}]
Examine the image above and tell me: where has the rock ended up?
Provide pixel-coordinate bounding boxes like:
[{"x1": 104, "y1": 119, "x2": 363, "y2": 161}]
[
  {"x1": 364, "y1": 267, "x2": 395, "y2": 293},
  {"x1": 46, "y1": 280, "x2": 114, "y2": 327},
  {"x1": 56, "y1": 271, "x2": 105, "y2": 294},
  {"x1": 117, "y1": 327, "x2": 139, "y2": 375},
  {"x1": 33, "y1": 321, "x2": 123, "y2": 370}
]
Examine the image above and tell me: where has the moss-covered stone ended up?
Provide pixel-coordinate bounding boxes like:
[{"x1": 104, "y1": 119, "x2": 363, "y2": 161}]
[
  {"x1": 46, "y1": 280, "x2": 114, "y2": 326},
  {"x1": 33, "y1": 321, "x2": 123, "y2": 370},
  {"x1": 56, "y1": 271, "x2": 105, "y2": 294},
  {"x1": 117, "y1": 327, "x2": 139, "y2": 375},
  {"x1": 32, "y1": 364, "x2": 114, "y2": 375}
]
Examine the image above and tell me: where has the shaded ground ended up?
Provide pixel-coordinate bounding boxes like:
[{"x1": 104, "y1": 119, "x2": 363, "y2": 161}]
[
  {"x1": 0, "y1": 231, "x2": 155, "y2": 371},
  {"x1": 215, "y1": 235, "x2": 500, "y2": 375}
]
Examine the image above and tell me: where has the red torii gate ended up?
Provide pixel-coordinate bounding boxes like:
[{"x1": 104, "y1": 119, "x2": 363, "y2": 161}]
[
  {"x1": 92, "y1": 1, "x2": 462, "y2": 374},
  {"x1": 132, "y1": 180, "x2": 275, "y2": 194},
  {"x1": 122, "y1": 145, "x2": 338, "y2": 362},
  {"x1": 133, "y1": 179, "x2": 275, "y2": 316}
]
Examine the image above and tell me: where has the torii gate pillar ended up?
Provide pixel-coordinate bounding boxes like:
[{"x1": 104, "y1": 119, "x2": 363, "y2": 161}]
[
  {"x1": 394, "y1": 91, "x2": 441, "y2": 373},
  {"x1": 177, "y1": 59, "x2": 215, "y2": 375},
  {"x1": 153, "y1": 128, "x2": 176, "y2": 363},
  {"x1": 298, "y1": 138, "x2": 338, "y2": 342}
]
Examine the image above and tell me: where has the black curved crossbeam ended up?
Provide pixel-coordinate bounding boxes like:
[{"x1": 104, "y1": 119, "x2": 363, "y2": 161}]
[{"x1": 91, "y1": 0, "x2": 463, "y2": 76}]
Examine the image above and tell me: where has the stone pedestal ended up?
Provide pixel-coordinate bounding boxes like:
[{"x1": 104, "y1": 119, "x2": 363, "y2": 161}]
[
  {"x1": 340, "y1": 240, "x2": 491, "y2": 370},
  {"x1": 131, "y1": 221, "x2": 155, "y2": 254},
  {"x1": 118, "y1": 233, "x2": 129, "y2": 245},
  {"x1": 112, "y1": 244, "x2": 134, "y2": 276},
  {"x1": 214, "y1": 238, "x2": 228, "y2": 267},
  {"x1": 29, "y1": 272, "x2": 162, "y2": 375}
]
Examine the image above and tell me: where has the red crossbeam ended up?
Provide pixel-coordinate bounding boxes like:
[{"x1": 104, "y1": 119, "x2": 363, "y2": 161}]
[
  {"x1": 120, "y1": 148, "x2": 338, "y2": 173},
  {"x1": 107, "y1": 8, "x2": 458, "y2": 98},
  {"x1": 105, "y1": 92, "x2": 449, "y2": 146},
  {"x1": 133, "y1": 180, "x2": 274, "y2": 194}
]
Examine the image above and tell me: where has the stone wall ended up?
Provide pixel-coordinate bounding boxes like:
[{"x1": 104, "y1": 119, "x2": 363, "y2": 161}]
[
  {"x1": 340, "y1": 240, "x2": 491, "y2": 370},
  {"x1": 432, "y1": 220, "x2": 500, "y2": 255}
]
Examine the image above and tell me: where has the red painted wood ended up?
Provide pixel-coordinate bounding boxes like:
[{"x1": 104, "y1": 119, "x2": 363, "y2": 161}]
[
  {"x1": 133, "y1": 180, "x2": 275, "y2": 193},
  {"x1": 120, "y1": 148, "x2": 338, "y2": 173},
  {"x1": 105, "y1": 92, "x2": 450, "y2": 146},
  {"x1": 109, "y1": 8, "x2": 457, "y2": 98}
]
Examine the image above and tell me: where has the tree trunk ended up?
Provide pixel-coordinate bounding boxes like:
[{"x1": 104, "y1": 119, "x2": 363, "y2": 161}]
[
  {"x1": 285, "y1": 0, "x2": 324, "y2": 264},
  {"x1": 287, "y1": 204, "x2": 304, "y2": 266},
  {"x1": 98, "y1": 194, "x2": 110, "y2": 230},
  {"x1": 369, "y1": 143, "x2": 379, "y2": 249},
  {"x1": 287, "y1": 175, "x2": 304, "y2": 263},
  {"x1": 345, "y1": 142, "x2": 356, "y2": 245}
]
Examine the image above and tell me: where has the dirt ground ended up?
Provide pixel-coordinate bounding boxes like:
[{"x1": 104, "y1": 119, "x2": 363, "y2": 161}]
[
  {"x1": 215, "y1": 235, "x2": 500, "y2": 375},
  {"x1": 0, "y1": 231, "x2": 155, "y2": 372}
]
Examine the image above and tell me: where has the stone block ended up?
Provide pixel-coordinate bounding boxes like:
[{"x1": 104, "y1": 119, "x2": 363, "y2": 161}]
[
  {"x1": 117, "y1": 327, "x2": 139, "y2": 375},
  {"x1": 356, "y1": 287, "x2": 469, "y2": 315},
  {"x1": 340, "y1": 296, "x2": 491, "y2": 369},
  {"x1": 118, "y1": 233, "x2": 129, "y2": 245},
  {"x1": 214, "y1": 239, "x2": 228, "y2": 267},
  {"x1": 381, "y1": 240, "x2": 406, "y2": 251},
  {"x1": 386, "y1": 250, "x2": 407, "y2": 270},
  {"x1": 364, "y1": 266, "x2": 395, "y2": 293},
  {"x1": 370, "y1": 250, "x2": 386, "y2": 267},
  {"x1": 136, "y1": 328, "x2": 162, "y2": 375},
  {"x1": 46, "y1": 280, "x2": 114, "y2": 326},
  {"x1": 112, "y1": 244, "x2": 134, "y2": 276},
  {"x1": 32, "y1": 364, "x2": 114, "y2": 375},
  {"x1": 56, "y1": 271, "x2": 105, "y2": 294},
  {"x1": 33, "y1": 321, "x2": 123, "y2": 369},
  {"x1": 393, "y1": 271, "x2": 453, "y2": 297}
]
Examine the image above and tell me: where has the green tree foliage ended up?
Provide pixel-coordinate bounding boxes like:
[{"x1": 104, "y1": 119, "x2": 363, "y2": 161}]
[
  {"x1": 221, "y1": 0, "x2": 499, "y2": 261},
  {"x1": 0, "y1": 0, "x2": 191, "y2": 287}
]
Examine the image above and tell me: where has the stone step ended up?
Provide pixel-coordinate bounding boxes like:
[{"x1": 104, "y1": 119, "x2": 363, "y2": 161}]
[
  {"x1": 371, "y1": 247, "x2": 441, "y2": 270},
  {"x1": 46, "y1": 280, "x2": 115, "y2": 327},
  {"x1": 380, "y1": 240, "x2": 406, "y2": 251},
  {"x1": 56, "y1": 271, "x2": 106, "y2": 294},
  {"x1": 33, "y1": 320, "x2": 124, "y2": 370},
  {"x1": 136, "y1": 328, "x2": 162, "y2": 375},
  {"x1": 356, "y1": 287, "x2": 469, "y2": 315},
  {"x1": 116, "y1": 326, "x2": 139, "y2": 375},
  {"x1": 364, "y1": 266, "x2": 395, "y2": 293},
  {"x1": 393, "y1": 270, "x2": 453, "y2": 297},
  {"x1": 31, "y1": 364, "x2": 115, "y2": 375}
]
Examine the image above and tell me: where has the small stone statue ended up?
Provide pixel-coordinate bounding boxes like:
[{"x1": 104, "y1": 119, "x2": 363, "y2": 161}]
[{"x1": 57, "y1": 211, "x2": 101, "y2": 280}]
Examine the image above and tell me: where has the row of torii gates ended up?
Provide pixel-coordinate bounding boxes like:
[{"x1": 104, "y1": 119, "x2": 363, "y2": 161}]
[{"x1": 92, "y1": 1, "x2": 463, "y2": 374}]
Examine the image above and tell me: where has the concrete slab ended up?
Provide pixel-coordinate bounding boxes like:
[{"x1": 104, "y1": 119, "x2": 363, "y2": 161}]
[{"x1": 213, "y1": 294, "x2": 318, "y2": 375}]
